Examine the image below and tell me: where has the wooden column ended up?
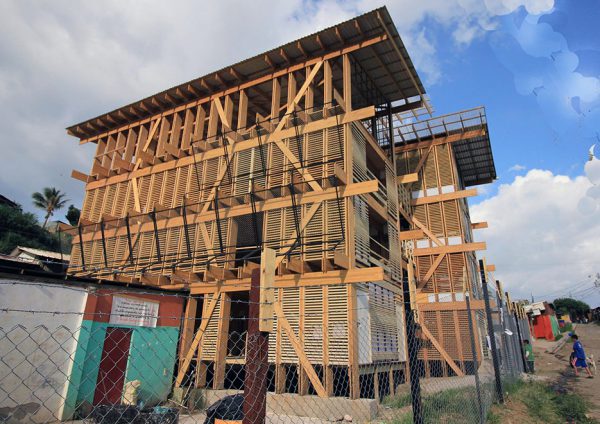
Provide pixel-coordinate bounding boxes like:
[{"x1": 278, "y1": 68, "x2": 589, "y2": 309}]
[
  {"x1": 347, "y1": 284, "x2": 360, "y2": 399},
  {"x1": 243, "y1": 268, "x2": 269, "y2": 424},
  {"x1": 373, "y1": 368, "x2": 379, "y2": 401},
  {"x1": 452, "y1": 310, "x2": 466, "y2": 373},
  {"x1": 179, "y1": 297, "x2": 198, "y2": 369},
  {"x1": 342, "y1": 54, "x2": 352, "y2": 111},
  {"x1": 298, "y1": 286, "x2": 309, "y2": 395},
  {"x1": 436, "y1": 312, "x2": 448, "y2": 377},
  {"x1": 344, "y1": 111, "x2": 360, "y2": 398},
  {"x1": 213, "y1": 292, "x2": 231, "y2": 389},
  {"x1": 323, "y1": 286, "x2": 334, "y2": 396},
  {"x1": 275, "y1": 287, "x2": 285, "y2": 394},
  {"x1": 323, "y1": 60, "x2": 333, "y2": 116}
]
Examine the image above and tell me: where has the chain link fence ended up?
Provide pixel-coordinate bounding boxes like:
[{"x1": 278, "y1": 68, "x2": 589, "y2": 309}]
[{"x1": 0, "y1": 271, "x2": 530, "y2": 424}]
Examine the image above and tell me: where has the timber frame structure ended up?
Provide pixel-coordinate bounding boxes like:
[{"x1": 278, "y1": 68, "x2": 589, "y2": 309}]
[
  {"x1": 395, "y1": 107, "x2": 497, "y2": 376},
  {"x1": 65, "y1": 7, "x2": 497, "y2": 399}
]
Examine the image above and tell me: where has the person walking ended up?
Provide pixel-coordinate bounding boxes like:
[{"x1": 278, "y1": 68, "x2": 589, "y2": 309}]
[
  {"x1": 571, "y1": 334, "x2": 593, "y2": 378},
  {"x1": 523, "y1": 340, "x2": 535, "y2": 373}
]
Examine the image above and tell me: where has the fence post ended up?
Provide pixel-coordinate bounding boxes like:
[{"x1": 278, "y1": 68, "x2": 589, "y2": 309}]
[
  {"x1": 403, "y1": 275, "x2": 423, "y2": 424},
  {"x1": 495, "y1": 281, "x2": 510, "y2": 375},
  {"x1": 478, "y1": 260, "x2": 504, "y2": 404},
  {"x1": 243, "y1": 267, "x2": 269, "y2": 424},
  {"x1": 465, "y1": 291, "x2": 485, "y2": 424},
  {"x1": 504, "y1": 293, "x2": 520, "y2": 375},
  {"x1": 513, "y1": 311, "x2": 528, "y2": 373}
]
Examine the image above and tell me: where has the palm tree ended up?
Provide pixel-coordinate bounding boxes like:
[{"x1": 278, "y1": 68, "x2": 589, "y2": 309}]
[{"x1": 32, "y1": 187, "x2": 68, "y2": 229}]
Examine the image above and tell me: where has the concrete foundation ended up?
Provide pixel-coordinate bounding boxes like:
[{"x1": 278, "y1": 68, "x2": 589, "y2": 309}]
[{"x1": 199, "y1": 390, "x2": 378, "y2": 423}]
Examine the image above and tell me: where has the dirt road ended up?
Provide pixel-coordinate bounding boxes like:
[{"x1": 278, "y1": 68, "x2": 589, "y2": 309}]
[{"x1": 533, "y1": 323, "x2": 600, "y2": 420}]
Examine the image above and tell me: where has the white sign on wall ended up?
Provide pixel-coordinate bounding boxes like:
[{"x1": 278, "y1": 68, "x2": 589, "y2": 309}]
[{"x1": 109, "y1": 295, "x2": 159, "y2": 328}]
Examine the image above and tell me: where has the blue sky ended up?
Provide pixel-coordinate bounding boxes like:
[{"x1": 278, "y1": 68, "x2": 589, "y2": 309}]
[
  {"x1": 426, "y1": 0, "x2": 598, "y2": 191},
  {"x1": 0, "y1": 0, "x2": 598, "y2": 305}
]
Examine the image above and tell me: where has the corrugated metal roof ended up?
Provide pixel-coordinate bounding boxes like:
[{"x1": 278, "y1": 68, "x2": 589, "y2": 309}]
[
  {"x1": 396, "y1": 107, "x2": 497, "y2": 187},
  {"x1": 67, "y1": 6, "x2": 425, "y2": 140},
  {"x1": 12, "y1": 246, "x2": 71, "y2": 262}
]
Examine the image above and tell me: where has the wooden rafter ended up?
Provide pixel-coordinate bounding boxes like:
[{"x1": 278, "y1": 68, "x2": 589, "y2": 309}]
[
  {"x1": 75, "y1": 35, "x2": 387, "y2": 145},
  {"x1": 83, "y1": 107, "x2": 374, "y2": 191}
]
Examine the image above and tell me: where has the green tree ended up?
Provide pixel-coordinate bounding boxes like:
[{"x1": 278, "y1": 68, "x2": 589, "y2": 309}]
[
  {"x1": 31, "y1": 187, "x2": 68, "y2": 228},
  {"x1": 0, "y1": 204, "x2": 67, "y2": 254},
  {"x1": 65, "y1": 204, "x2": 81, "y2": 226},
  {"x1": 553, "y1": 297, "x2": 591, "y2": 320}
]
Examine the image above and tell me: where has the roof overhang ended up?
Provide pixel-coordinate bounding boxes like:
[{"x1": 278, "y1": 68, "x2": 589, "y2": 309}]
[
  {"x1": 395, "y1": 107, "x2": 497, "y2": 187},
  {"x1": 67, "y1": 6, "x2": 426, "y2": 141}
]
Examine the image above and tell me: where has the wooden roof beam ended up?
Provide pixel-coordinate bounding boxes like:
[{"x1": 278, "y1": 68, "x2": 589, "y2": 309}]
[
  {"x1": 229, "y1": 67, "x2": 245, "y2": 83},
  {"x1": 395, "y1": 128, "x2": 486, "y2": 153},
  {"x1": 214, "y1": 72, "x2": 226, "y2": 88},
  {"x1": 186, "y1": 83, "x2": 202, "y2": 97},
  {"x1": 279, "y1": 48, "x2": 291, "y2": 65},
  {"x1": 354, "y1": 19, "x2": 364, "y2": 37},
  {"x1": 315, "y1": 34, "x2": 325, "y2": 51},
  {"x1": 72, "y1": 35, "x2": 387, "y2": 144},
  {"x1": 200, "y1": 78, "x2": 216, "y2": 92},
  {"x1": 264, "y1": 53, "x2": 275, "y2": 70},
  {"x1": 296, "y1": 41, "x2": 308, "y2": 58},
  {"x1": 152, "y1": 97, "x2": 167, "y2": 109}
]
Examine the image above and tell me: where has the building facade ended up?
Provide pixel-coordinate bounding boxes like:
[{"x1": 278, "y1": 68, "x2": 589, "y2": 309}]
[{"x1": 65, "y1": 7, "x2": 497, "y2": 399}]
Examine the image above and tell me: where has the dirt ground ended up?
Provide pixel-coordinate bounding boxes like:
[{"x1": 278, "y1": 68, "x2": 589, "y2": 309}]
[{"x1": 533, "y1": 323, "x2": 600, "y2": 420}]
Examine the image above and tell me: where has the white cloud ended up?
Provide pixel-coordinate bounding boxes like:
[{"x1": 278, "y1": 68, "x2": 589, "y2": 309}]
[
  {"x1": 509, "y1": 164, "x2": 527, "y2": 172},
  {"x1": 0, "y1": 0, "x2": 563, "y2": 220},
  {"x1": 470, "y1": 169, "x2": 600, "y2": 307},
  {"x1": 508, "y1": 163, "x2": 527, "y2": 172},
  {"x1": 484, "y1": 0, "x2": 554, "y2": 16}
]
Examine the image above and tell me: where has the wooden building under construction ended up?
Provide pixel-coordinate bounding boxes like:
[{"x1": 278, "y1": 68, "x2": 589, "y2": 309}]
[
  {"x1": 395, "y1": 107, "x2": 496, "y2": 376},
  {"x1": 65, "y1": 6, "x2": 496, "y2": 399}
]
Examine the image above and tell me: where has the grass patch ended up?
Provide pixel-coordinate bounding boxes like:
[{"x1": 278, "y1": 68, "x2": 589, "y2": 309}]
[
  {"x1": 503, "y1": 378, "x2": 525, "y2": 396},
  {"x1": 486, "y1": 410, "x2": 501, "y2": 424},
  {"x1": 384, "y1": 387, "x2": 482, "y2": 423},
  {"x1": 495, "y1": 380, "x2": 597, "y2": 424},
  {"x1": 555, "y1": 392, "x2": 593, "y2": 423},
  {"x1": 560, "y1": 322, "x2": 573, "y2": 333},
  {"x1": 386, "y1": 380, "x2": 597, "y2": 423},
  {"x1": 383, "y1": 392, "x2": 411, "y2": 409},
  {"x1": 513, "y1": 381, "x2": 559, "y2": 422}
]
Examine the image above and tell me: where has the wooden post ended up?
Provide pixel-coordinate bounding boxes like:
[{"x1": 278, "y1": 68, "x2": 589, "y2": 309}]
[
  {"x1": 342, "y1": 54, "x2": 352, "y2": 111},
  {"x1": 213, "y1": 292, "x2": 231, "y2": 389},
  {"x1": 179, "y1": 297, "x2": 198, "y2": 369},
  {"x1": 275, "y1": 287, "x2": 285, "y2": 394},
  {"x1": 259, "y1": 248, "x2": 275, "y2": 332},
  {"x1": 323, "y1": 286, "x2": 334, "y2": 396},
  {"x1": 298, "y1": 286, "x2": 309, "y2": 395},
  {"x1": 243, "y1": 268, "x2": 270, "y2": 424},
  {"x1": 347, "y1": 284, "x2": 360, "y2": 399},
  {"x1": 373, "y1": 368, "x2": 379, "y2": 401}
]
